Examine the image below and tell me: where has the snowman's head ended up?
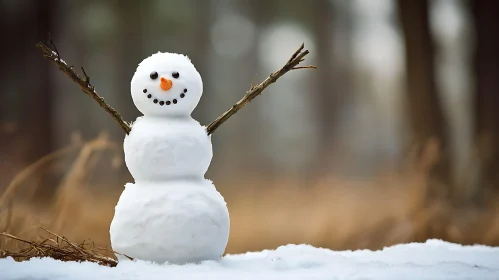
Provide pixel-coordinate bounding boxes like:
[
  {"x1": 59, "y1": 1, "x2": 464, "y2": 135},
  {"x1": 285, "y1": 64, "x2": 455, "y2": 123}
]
[{"x1": 131, "y1": 52, "x2": 203, "y2": 117}]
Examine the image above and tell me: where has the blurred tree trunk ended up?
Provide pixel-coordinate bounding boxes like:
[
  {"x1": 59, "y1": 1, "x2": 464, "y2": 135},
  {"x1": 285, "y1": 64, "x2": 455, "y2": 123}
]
[
  {"x1": 397, "y1": 0, "x2": 450, "y2": 193},
  {"x1": 116, "y1": 0, "x2": 144, "y2": 124},
  {"x1": 470, "y1": 0, "x2": 499, "y2": 198},
  {"x1": 312, "y1": 0, "x2": 339, "y2": 173},
  {"x1": 190, "y1": 0, "x2": 212, "y2": 122},
  {"x1": 0, "y1": 0, "x2": 54, "y2": 188}
]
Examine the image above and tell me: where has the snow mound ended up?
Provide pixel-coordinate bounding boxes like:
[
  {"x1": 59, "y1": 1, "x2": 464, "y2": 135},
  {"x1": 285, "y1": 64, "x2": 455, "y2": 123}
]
[{"x1": 1, "y1": 239, "x2": 498, "y2": 280}]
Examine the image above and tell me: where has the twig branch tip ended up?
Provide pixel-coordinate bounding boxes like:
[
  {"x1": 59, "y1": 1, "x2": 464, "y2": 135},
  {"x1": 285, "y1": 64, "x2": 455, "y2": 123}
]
[
  {"x1": 206, "y1": 43, "x2": 316, "y2": 134},
  {"x1": 36, "y1": 36, "x2": 132, "y2": 135}
]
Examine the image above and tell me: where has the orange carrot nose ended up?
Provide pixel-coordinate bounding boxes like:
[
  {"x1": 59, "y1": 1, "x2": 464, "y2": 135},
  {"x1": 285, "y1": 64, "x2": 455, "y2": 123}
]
[{"x1": 160, "y1": 77, "x2": 173, "y2": 91}]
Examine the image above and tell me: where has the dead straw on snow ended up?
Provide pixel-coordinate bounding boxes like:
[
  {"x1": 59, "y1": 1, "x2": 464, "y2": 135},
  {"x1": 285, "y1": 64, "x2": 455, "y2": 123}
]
[{"x1": 0, "y1": 227, "x2": 132, "y2": 267}]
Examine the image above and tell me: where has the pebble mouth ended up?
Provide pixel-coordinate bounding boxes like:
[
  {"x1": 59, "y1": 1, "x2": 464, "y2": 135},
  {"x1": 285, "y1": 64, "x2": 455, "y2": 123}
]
[{"x1": 144, "y1": 88, "x2": 187, "y2": 106}]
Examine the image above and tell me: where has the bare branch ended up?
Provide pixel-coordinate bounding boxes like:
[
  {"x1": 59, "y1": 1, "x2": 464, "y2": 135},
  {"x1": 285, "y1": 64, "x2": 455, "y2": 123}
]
[
  {"x1": 81, "y1": 67, "x2": 89, "y2": 83},
  {"x1": 47, "y1": 33, "x2": 60, "y2": 58},
  {"x1": 292, "y1": 65, "x2": 317, "y2": 70},
  {"x1": 206, "y1": 43, "x2": 316, "y2": 135},
  {"x1": 36, "y1": 39, "x2": 131, "y2": 134},
  {"x1": 37, "y1": 37, "x2": 314, "y2": 137}
]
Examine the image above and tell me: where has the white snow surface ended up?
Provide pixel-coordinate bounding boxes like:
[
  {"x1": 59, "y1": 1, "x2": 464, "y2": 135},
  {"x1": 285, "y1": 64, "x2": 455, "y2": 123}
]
[{"x1": 1, "y1": 240, "x2": 499, "y2": 280}]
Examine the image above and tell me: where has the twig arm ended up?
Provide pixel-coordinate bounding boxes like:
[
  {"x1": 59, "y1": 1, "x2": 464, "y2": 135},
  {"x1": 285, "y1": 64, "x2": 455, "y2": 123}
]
[
  {"x1": 36, "y1": 37, "x2": 314, "y2": 136},
  {"x1": 36, "y1": 40, "x2": 131, "y2": 134},
  {"x1": 206, "y1": 43, "x2": 316, "y2": 135}
]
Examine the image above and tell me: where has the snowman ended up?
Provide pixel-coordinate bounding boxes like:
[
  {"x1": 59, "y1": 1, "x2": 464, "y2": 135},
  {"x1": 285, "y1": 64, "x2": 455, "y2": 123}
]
[{"x1": 109, "y1": 52, "x2": 230, "y2": 265}]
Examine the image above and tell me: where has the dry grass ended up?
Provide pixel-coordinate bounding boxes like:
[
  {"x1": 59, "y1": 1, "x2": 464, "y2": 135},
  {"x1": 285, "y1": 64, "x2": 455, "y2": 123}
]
[
  {"x1": 1, "y1": 135, "x2": 499, "y2": 266},
  {"x1": 0, "y1": 228, "x2": 127, "y2": 267}
]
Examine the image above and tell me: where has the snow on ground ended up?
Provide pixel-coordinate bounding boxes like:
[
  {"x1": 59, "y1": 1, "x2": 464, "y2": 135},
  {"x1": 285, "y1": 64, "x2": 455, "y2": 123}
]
[{"x1": 1, "y1": 239, "x2": 499, "y2": 280}]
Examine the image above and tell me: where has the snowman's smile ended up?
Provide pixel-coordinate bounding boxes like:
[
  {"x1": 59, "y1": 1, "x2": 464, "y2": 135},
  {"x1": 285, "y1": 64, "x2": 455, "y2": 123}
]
[{"x1": 142, "y1": 88, "x2": 187, "y2": 106}]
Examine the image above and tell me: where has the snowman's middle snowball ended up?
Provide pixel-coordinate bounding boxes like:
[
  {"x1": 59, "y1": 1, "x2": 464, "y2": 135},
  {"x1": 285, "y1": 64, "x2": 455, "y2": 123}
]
[{"x1": 124, "y1": 116, "x2": 213, "y2": 182}]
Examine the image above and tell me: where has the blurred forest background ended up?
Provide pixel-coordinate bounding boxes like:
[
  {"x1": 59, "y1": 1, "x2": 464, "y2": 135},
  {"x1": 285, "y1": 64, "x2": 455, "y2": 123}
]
[{"x1": 1, "y1": 0, "x2": 499, "y2": 255}]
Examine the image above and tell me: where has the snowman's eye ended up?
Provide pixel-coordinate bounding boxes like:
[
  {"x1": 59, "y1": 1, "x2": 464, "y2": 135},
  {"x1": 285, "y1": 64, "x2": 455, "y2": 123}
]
[
  {"x1": 172, "y1": 72, "x2": 180, "y2": 79},
  {"x1": 150, "y1": 71, "x2": 158, "y2": 79}
]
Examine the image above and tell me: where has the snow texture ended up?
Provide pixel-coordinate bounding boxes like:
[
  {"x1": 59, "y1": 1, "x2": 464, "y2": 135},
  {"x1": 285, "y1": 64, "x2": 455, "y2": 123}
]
[
  {"x1": 110, "y1": 179, "x2": 230, "y2": 265},
  {"x1": 124, "y1": 116, "x2": 213, "y2": 181},
  {"x1": 130, "y1": 52, "x2": 203, "y2": 118},
  {"x1": 112, "y1": 51, "x2": 229, "y2": 265},
  {"x1": 1, "y1": 240, "x2": 499, "y2": 280}
]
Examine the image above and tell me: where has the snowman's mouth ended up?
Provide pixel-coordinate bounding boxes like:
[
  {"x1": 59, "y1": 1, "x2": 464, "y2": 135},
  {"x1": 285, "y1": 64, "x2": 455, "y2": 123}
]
[{"x1": 143, "y1": 88, "x2": 187, "y2": 106}]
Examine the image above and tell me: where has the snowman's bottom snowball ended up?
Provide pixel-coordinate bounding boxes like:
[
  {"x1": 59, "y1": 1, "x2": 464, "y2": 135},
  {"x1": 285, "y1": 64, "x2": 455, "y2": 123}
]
[{"x1": 109, "y1": 179, "x2": 230, "y2": 265}]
